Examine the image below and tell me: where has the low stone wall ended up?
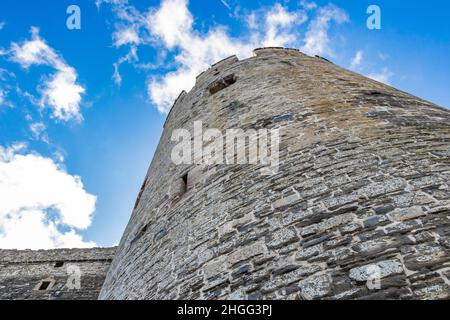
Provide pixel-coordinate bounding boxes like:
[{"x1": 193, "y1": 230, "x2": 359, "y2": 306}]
[{"x1": 0, "y1": 247, "x2": 116, "y2": 300}]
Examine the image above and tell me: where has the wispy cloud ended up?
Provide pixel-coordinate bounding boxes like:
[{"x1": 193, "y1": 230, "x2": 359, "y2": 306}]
[
  {"x1": 301, "y1": 4, "x2": 349, "y2": 56},
  {"x1": 99, "y1": 0, "x2": 350, "y2": 113},
  {"x1": 300, "y1": 1, "x2": 318, "y2": 11},
  {"x1": 29, "y1": 122, "x2": 49, "y2": 143},
  {"x1": 219, "y1": 0, "x2": 231, "y2": 11},
  {"x1": 0, "y1": 88, "x2": 5, "y2": 106},
  {"x1": 9, "y1": 27, "x2": 85, "y2": 121},
  {"x1": 350, "y1": 50, "x2": 363, "y2": 69},
  {"x1": 366, "y1": 67, "x2": 394, "y2": 85},
  {"x1": 263, "y1": 3, "x2": 307, "y2": 47},
  {"x1": 0, "y1": 68, "x2": 15, "y2": 108},
  {"x1": 348, "y1": 50, "x2": 394, "y2": 85},
  {"x1": 113, "y1": 46, "x2": 138, "y2": 86},
  {"x1": 0, "y1": 25, "x2": 9, "y2": 107}
]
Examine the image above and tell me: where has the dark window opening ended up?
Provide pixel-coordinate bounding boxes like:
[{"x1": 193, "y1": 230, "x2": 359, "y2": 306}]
[
  {"x1": 181, "y1": 173, "x2": 188, "y2": 195},
  {"x1": 54, "y1": 261, "x2": 64, "y2": 268},
  {"x1": 38, "y1": 281, "x2": 52, "y2": 291},
  {"x1": 208, "y1": 74, "x2": 237, "y2": 95}
]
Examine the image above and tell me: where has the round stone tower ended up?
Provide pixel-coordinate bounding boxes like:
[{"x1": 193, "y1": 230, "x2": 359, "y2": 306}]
[{"x1": 100, "y1": 48, "x2": 450, "y2": 300}]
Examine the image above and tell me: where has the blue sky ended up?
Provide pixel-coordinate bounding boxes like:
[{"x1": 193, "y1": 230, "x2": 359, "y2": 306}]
[{"x1": 0, "y1": 0, "x2": 449, "y2": 249}]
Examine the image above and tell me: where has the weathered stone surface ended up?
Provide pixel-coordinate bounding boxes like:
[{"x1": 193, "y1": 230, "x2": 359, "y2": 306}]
[
  {"x1": 404, "y1": 243, "x2": 450, "y2": 271},
  {"x1": 0, "y1": 248, "x2": 115, "y2": 300},
  {"x1": 97, "y1": 48, "x2": 450, "y2": 300},
  {"x1": 388, "y1": 206, "x2": 425, "y2": 222},
  {"x1": 228, "y1": 241, "x2": 267, "y2": 266},
  {"x1": 349, "y1": 260, "x2": 404, "y2": 281},
  {"x1": 261, "y1": 264, "x2": 322, "y2": 293},
  {"x1": 299, "y1": 274, "x2": 332, "y2": 300},
  {"x1": 295, "y1": 244, "x2": 323, "y2": 261},
  {"x1": 299, "y1": 213, "x2": 355, "y2": 237},
  {"x1": 204, "y1": 258, "x2": 227, "y2": 279},
  {"x1": 266, "y1": 228, "x2": 298, "y2": 249}
]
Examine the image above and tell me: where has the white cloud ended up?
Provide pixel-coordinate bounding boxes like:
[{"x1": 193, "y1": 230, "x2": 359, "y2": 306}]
[
  {"x1": 0, "y1": 89, "x2": 5, "y2": 105},
  {"x1": 0, "y1": 68, "x2": 13, "y2": 108},
  {"x1": 349, "y1": 51, "x2": 393, "y2": 85},
  {"x1": 144, "y1": 0, "x2": 257, "y2": 112},
  {"x1": 378, "y1": 52, "x2": 388, "y2": 61},
  {"x1": 113, "y1": 46, "x2": 138, "y2": 86},
  {"x1": 350, "y1": 50, "x2": 363, "y2": 69},
  {"x1": 366, "y1": 67, "x2": 393, "y2": 85},
  {"x1": 101, "y1": 0, "x2": 349, "y2": 113},
  {"x1": 300, "y1": 1, "x2": 317, "y2": 10},
  {"x1": 0, "y1": 144, "x2": 96, "y2": 249},
  {"x1": 0, "y1": 209, "x2": 95, "y2": 250},
  {"x1": 96, "y1": 0, "x2": 127, "y2": 8},
  {"x1": 113, "y1": 25, "x2": 140, "y2": 47},
  {"x1": 144, "y1": 0, "x2": 312, "y2": 112},
  {"x1": 147, "y1": 0, "x2": 194, "y2": 49},
  {"x1": 0, "y1": 27, "x2": 9, "y2": 106},
  {"x1": 220, "y1": 0, "x2": 232, "y2": 11},
  {"x1": 29, "y1": 122, "x2": 49, "y2": 143},
  {"x1": 246, "y1": 13, "x2": 258, "y2": 29},
  {"x1": 10, "y1": 27, "x2": 85, "y2": 121},
  {"x1": 39, "y1": 67, "x2": 85, "y2": 120},
  {"x1": 263, "y1": 3, "x2": 307, "y2": 47},
  {"x1": 301, "y1": 4, "x2": 349, "y2": 56}
]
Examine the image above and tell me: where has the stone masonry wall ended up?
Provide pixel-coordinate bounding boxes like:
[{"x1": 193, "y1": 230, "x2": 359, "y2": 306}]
[
  {"x1": 100, "y1": 48, "x2": 450, "y2": 300},
  {"x1": 0, "y1": 247, "x2": 115, "y2": 300}
]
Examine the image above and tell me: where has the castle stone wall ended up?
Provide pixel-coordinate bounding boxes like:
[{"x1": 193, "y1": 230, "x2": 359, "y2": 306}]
[
  {"x1": 0, "y1": 247, "x2": 115, "y2": 300},
  {"x1": 100, "y1": 48, "x2": 450, "y2": 300}
]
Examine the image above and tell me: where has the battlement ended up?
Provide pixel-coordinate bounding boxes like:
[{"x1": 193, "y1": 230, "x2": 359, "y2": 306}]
[
  {"x1": 166, "y1": 47, "x2": 324, "y2": 119},
  {"x1": 253, "y1": 46, "x2": 304, "y2": 56},
  {"x1": 195, "y1": 47, "x2": 309, "y2": 86}
]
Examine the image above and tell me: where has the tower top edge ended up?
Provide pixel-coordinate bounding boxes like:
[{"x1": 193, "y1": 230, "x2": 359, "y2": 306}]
[
  {"x1": 195, "y1": 47, "x2": 308, "y2": 81},
  {"x1": 164, "y1": 47, "x2": 319, "y2": 119}
]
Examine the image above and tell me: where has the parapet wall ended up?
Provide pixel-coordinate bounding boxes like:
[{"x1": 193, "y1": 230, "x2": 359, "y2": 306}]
[
  {"x1": 0, "y1": 247, "x2": 116, "y2": 300},
  {"x1": 101, "y1": 47, "x2": 450, "y2": 300}
]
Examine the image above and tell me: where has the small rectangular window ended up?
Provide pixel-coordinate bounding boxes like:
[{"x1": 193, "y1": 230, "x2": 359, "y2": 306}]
[
  {"x1": 208, "y1": 74, "x2": 237, "y2": 95},
  {"x1": 168, "y1": 172, "x2": 191, "y2": 204},
  {"x1": 38, "y1": 281, "x2": 52, "y2": 291}
]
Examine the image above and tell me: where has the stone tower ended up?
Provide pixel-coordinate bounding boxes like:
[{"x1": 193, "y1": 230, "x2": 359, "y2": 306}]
[{"x1": 100, "y1": 48, "x2": 450, "y2": 300}]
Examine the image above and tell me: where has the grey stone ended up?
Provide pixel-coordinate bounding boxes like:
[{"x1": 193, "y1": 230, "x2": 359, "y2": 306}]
[
  {"x1": 349, "y1": 259, "x2": 404, "y2": 282},
  {"x1": 299, "y1": 274, "x2": 331, "y2": 300}
]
